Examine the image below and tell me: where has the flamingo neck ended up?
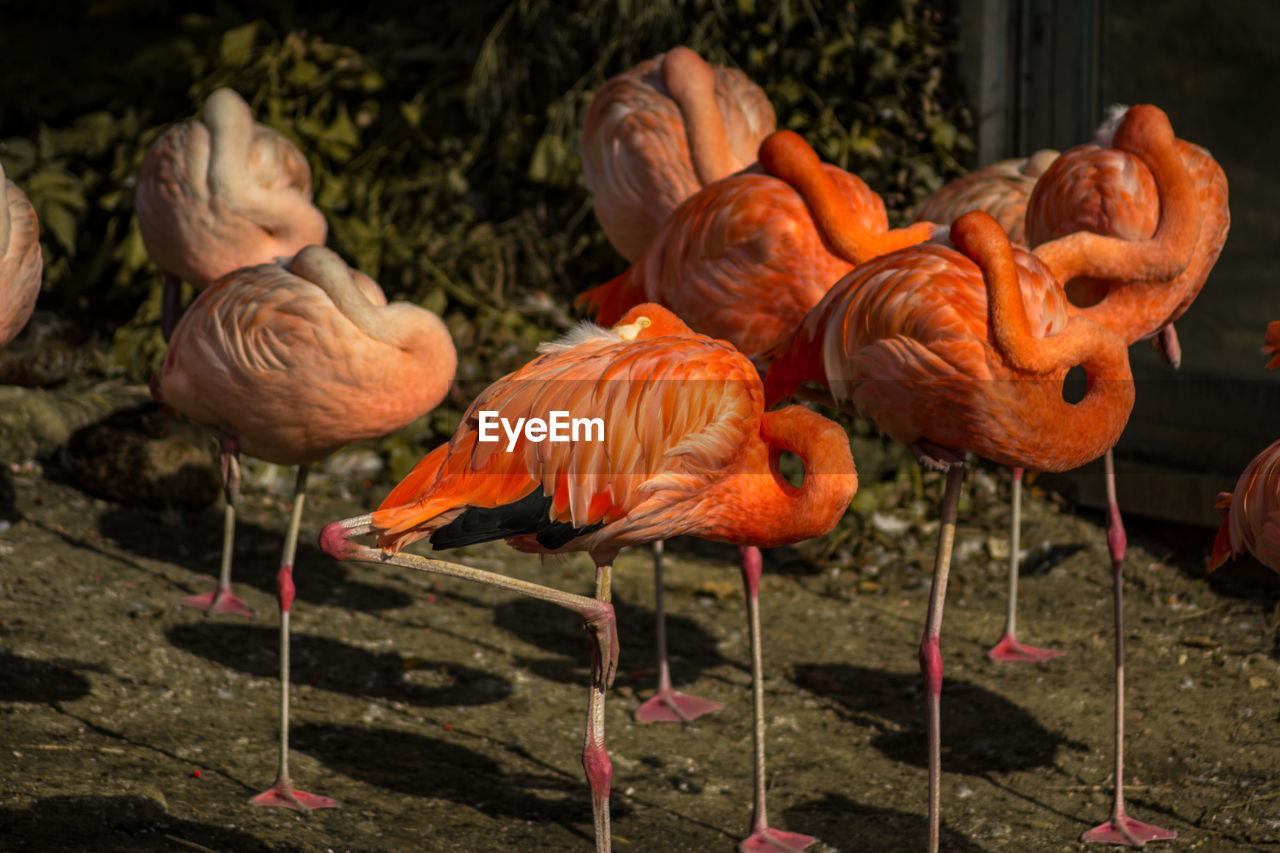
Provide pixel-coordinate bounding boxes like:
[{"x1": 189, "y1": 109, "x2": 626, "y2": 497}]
[
  {"x1": 717, "y1": 406, "x2": 857, "y2": 545},
  {"x1": 1034, "y1": 105, "x2": 1201, "y2": 287},
  {"x1": 758, "y1": 130, "x2": 933, "y2": 265},
  {"x1": 661, "y1": 47, "x2": 739, "y2": 185}
]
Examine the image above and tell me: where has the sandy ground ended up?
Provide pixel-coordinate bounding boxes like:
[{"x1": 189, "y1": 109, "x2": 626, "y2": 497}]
[{"x1": 2, "y1": 422, "x2": 1280, "y2": 853}]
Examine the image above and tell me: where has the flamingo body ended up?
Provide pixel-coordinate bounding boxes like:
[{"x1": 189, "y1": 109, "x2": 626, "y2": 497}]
[
  {"x1": 136, "y1": 88, "x2": 327, "y2": 291},
  {"x1": 766, "y1": 233, "x2": 1134, "y2": 472},
  {"x1": 913, "y1": 149, "x2": 1059, "y2": 243},
  {"x1": 156, "y1": 246, "x2": 456, "y2": 467},
  {"x1": 580, "y1": 131, "x2": 934, "y2": 359},
  {"x1": 582, "y1": 47, "x2": 775, "y2": 261},
  {"x1": 0, "y1": 166, "x2": 42, "y2": 348},
  {"x1": 372, "y1": 304, "x2": 857, "y2": 560}
]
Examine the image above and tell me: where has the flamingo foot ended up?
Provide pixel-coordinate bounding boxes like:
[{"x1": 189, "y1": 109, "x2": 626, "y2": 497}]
[
  {"x1": 634, "y1": 688, "x2": 723, "y2": 723},
  {"x1": 1081, "y1": 815, "x2": 1176, "y2": 847},
  {"x1": 738, "y1": 826, "x2": 816, "y2": 853},
  {"x1": 249, "y1": 778, "x2": 338, "y2": 812},
  {"x1": 987, "y1": 633, "x2": 1066, "y2": 663},
  {"x1": 179, "y1": 587, "x2": 256, "y2": 618}
]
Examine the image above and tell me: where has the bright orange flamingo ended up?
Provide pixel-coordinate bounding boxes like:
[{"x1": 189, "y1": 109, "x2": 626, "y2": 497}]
[
  {"x1": 579, "y1": 129, "x2": 936, "y2": 359},
  {"x1": 582, "y1": 47, "x2": 776, "y2": 721},
  {"x1": 766, "y1": 106, "x2": 1199, "y2": 852},
  {"x1": 581, "y1": 46, "x2": 776, "y2": 261},
  {"x1": 913, "y1": 148, "x2": 1059, "y2": 244},
  {"x1": 581, "y1": 126, "x2": 926, "y2": 722},
  {"x1": 1209, "y1": 327, "x2": 1280, "y2": 578},
  {"x1": 1026, "y1": 104, "x2": 1224, "y2": 848},
  {"x1": 914, "y1": 150, "x2": 1063, "y2": 663},
  {"x1": 914, "y1": 147, "x2": 1065, "y2": 663},
  {"x1": 320, "y1": 304, "x2": 858, "y2": 853},
  {"x1": 136, "y1": 88, "x2": 327, "y2": 337},
  {"x1": 1027, "y1": 104, "x2": 1229, "y2": 368},
  {"x1": 1, "y1": 163, "x2": 42, "y2": 349},
  {"x1": 153, "y1": 245, "x2": 456, "y2": 812}
]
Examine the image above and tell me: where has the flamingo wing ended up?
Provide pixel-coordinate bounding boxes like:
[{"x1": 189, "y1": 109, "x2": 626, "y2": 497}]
[{"x1": 371, "y1": 330, "x2": 760, "y2": 554}]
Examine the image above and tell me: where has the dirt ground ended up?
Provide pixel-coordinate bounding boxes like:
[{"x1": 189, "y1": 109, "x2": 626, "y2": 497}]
[{"x1": 2, "y1": 392, "x2": 1279, "y2": 853}]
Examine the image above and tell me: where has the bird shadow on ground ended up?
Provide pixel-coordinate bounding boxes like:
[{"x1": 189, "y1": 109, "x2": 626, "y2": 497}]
[
  {"x1": 290, "y1": 722, "x2": 618, "y2": 833},
  {"x1": 1018, "y1": 542, "x2": 1087, "y2": 577},
  {"x1": 492, "y1": 594, "x2": 728, "y2": 689},
  {"x1": 663, "y1": 534, "x2": 827, "y2": 576},
  {"x1": 97, "y1": 506, "x2": 413, "y2": 612},
  {"x1": 0, "y1": 652, "x2": 93, "y2": 704},
  {"x1": 0, "y1": 795, "x2": 278, "y2": 852},
  {"x1": 165, "y1": 623, "x2": 511, "y2": 708},
  {"x1": 791, "y1": 663, "x2": 1086, "y2": 774},
  {"x1": 785, "y1": 793, "x2": 990, "y2": 853}
]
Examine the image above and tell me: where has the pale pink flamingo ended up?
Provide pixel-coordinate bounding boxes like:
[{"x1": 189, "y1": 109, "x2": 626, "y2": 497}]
[
  {"x1": 581, "y1": 46, "x2": 776, "y2": 261},
  {"x1": 153, "y1": 245, "x2": 456, "y2": 811},
  {"x1": 136, "y1": 88, "x2": 327, "y2": 337},
  {"x1": 321, "y1": 304, "x2": 859, "y2": 853},
  {"x1": 1, "y1": 163, "x2": 42, "y2": 348}
]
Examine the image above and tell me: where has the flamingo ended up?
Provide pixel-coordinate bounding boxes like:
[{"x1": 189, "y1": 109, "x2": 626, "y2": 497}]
[
  {"x1": 582, "y1": 126, "x2": 927, "y2": 722},
  {"x1": 1209, "y1": 326, "x2": 1280, "y2": 577},
  {"x1": 579, "y1": 129, "x2": 936, "y2": 359},
  {"x1": 912, "y1": 148, "x2": 1060, "y2": 244},
  {"x1": 320, "y1": 303, "x2": 859, "y2": 853},
  {"x1": 581, "y1": 46, "x2": 776, "y2": 261},
  {"x1": 1026, "y1": 104, "x2": 1226, "y2": 847},
  {"x1": 136, "y1": 87, "x2": 327, "y2": 338},
  {"x1": 1, "y1": 163, "x2": 42, "y2": 349},
  {"x1": 913, "y1": 151, "x2": 1067, "y2": 664},
  {"x1": 766, "y1": 210, "x2": 1138, "y2": 851},
  {"x1": 582, "y1": 47, "x2": 777, "y2": 721},
  {"x1": 766, "y1": 105, "x2": 1199, "y2": 851},
  {"x1": 153, "y1": 245, "x2": 456, "y2": 811}
]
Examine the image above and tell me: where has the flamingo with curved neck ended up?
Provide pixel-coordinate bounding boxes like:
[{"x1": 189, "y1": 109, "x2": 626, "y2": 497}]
[
  {"x1": 581, "y1": 46, "x2": 776, "y2": 261},
  {"x1": 578, "y1": 130, "x2": 935, "y2": 359},
  {"x1": 154, "y1": 244, "x2": 456, "y2": 812},
  {"x1": 766, "y1": 210, "x2": 1139, "y2": 853},
  {"x1": 321, "y1": 304, "x2": 858, "y2": 853},
  {"x1": 137, "y1": 88, "x2": 328, "y2": 337}
]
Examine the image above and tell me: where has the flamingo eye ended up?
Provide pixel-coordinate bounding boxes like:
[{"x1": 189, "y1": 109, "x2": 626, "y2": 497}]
[{"x1": 638, "y1": 317, "x2": 651, "y2": 328}]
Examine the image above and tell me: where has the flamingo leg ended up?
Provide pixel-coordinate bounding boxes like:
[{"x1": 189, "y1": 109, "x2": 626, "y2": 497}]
[
  {"x1": 1151, "y1": 322, "x2": 1181, "y2": 369},
  {"x1": 922, "y1": 465, "x2": 964, "y2": 853},
  {"x1": 160, "y1": 272, "x2": 183, "y2": 341},
  {"x1": 180, "y1": 438, "x2": 256, "y2": 618},
  {"x1": 320, "y1": 514, "x2": 619, "y2": 853},
  {"x1": 1081, "y1": 450, "x2": 1176, "y2": 846},
  {"x1": 988, "y1": 468, "x2": 1064, "y2": 663},
  {"x1": 251, "y1": 465, "x2": 336, "y2": 811},
  {"x1": 737, "y1": 545, "x2": 815, "y2": 853},
  {"x1": 634, "y1": 540, "x2": 724, "y2": 723}
]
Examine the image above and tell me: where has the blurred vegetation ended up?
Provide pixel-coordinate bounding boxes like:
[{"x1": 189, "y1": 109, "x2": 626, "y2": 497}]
[{"x1": 0, "y1": 0, "x2": 971, "y2": 485}]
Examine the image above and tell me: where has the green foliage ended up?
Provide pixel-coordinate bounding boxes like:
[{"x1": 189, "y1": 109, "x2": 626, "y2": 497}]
[{"x1": 2, "y1": 1, "x2": 971, "y2": 484}]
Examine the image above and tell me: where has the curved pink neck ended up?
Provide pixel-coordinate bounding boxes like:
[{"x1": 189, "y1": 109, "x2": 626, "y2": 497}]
[
  {"x1": 758, "y1": 130, "x2": 934, "y2": 264},
  {"x1": 661, "y1": 47, "x2": 740, "y2": 185},
  {"x1": 1034, "y1": 105, "x2": 1201, "y2": 287}
]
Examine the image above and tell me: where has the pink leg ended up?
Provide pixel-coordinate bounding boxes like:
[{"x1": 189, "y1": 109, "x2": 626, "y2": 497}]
[
  {"x1": 737, "y1": 546, "x2": 815, "y2": 853},
  {"x1": 921, "y1": 466, "x2": 964, "y2": 853},
  {"x1": 251, "y1": 466, "x2": 337, "y2": 811},
  {"x1": 1081, "y1": 451, "x2": 1175, "y2": 846},
  {"x1": 321, "y1": 514, "x2": 618, "y2": 852},
  {"x1": 1150, "y1": 323, "x2": 1181, "y2": 369},
  {"x1": 160, "y1": 272, "x2": 183, "y2": 341},
  {"x1": 988, "y1": 468, "x2": 1064, "y2": 663},
  {"x1": 181, "y1": 438, "x2": 255, "y2": 618},
  {"x1": 635, "y1": 541, "x2": 724, "y2": 723}
]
